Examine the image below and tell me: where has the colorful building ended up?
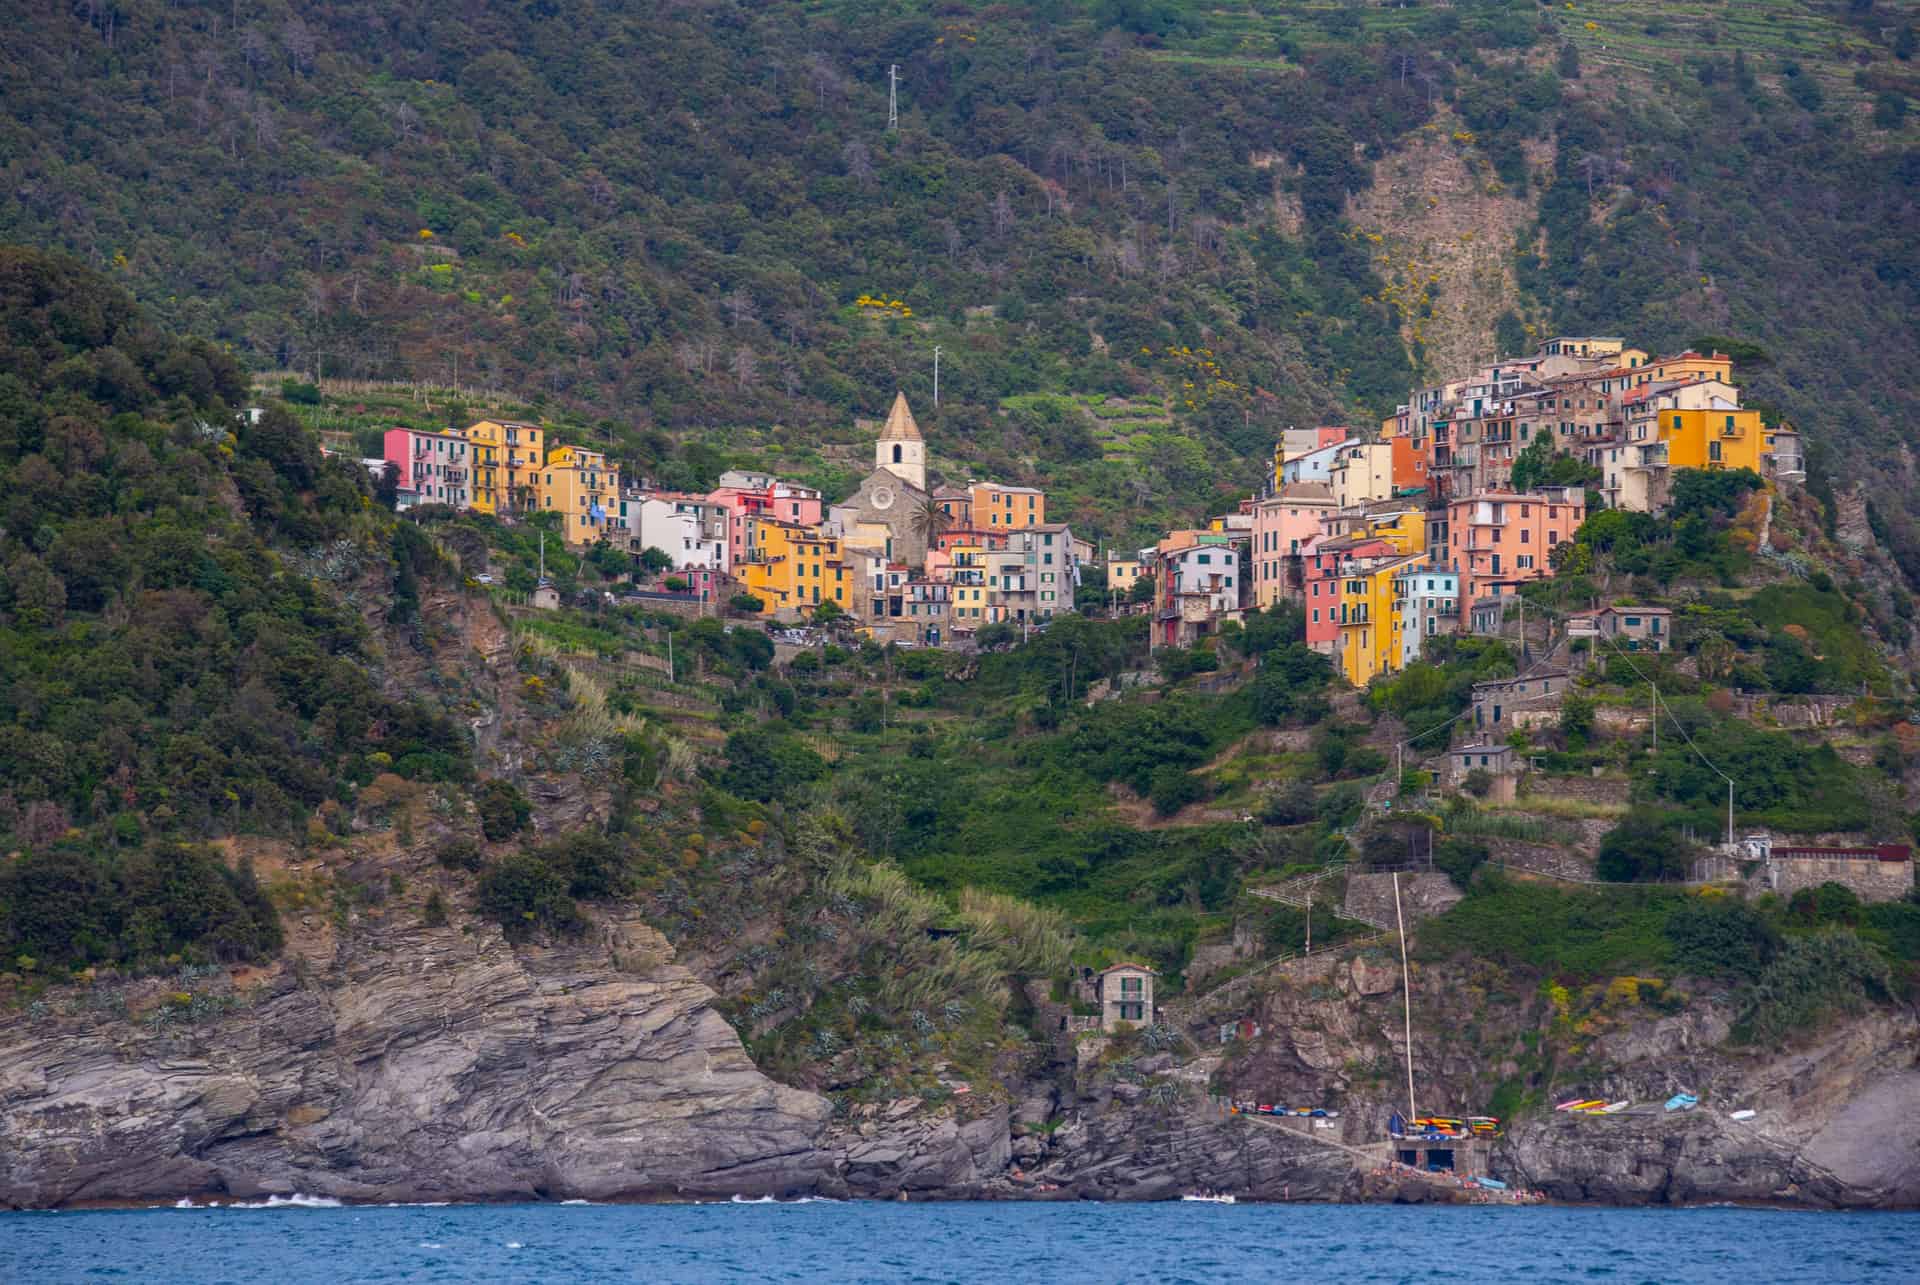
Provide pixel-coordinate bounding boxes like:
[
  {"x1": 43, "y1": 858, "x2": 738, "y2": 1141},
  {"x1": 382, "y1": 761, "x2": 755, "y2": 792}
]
[
  {"x1": 1303, "y1": 535, "x2": 1392, "y2": 656},
  {"x1": 1250, "y1": 483, "x2": 1337, "y2": 608},
  {"x1": 1447, "y1": 489, "x2": 1583, "y2": 626},
  {"x1": 1659, "y1": 407, "x2": 1767, "y2": 473},
  {"x1": 459, "y1": 419, "x2": 544, "y2": 514},
  {"x1": 539, "y1": 444, "x2": 620, "y2": 545},
  {"x1": 1338, "y1": 552, "x2": 1425, "y2": 688},
  {"x1": 382, "y1": 427, "x2": 472, "y2": 510},
  {"x1": 1329, "y1": 442, "x2": 1395, "y2": 508},
  {"x1": 1389, "y1": 431, "x2": 1430, "y2": 496},
  {"x1": 1393, "y1": 563, "x2": 1460, "y2": 670},
  {"x1": 970, "y1": 481, "x2": 1046, "y2": 530},
  {"x1": 738, "y1": 517, "x2": 848, "y2": 617},
  {"x1": 709, "y1": 478, "x2": 825, "y2": 568}
]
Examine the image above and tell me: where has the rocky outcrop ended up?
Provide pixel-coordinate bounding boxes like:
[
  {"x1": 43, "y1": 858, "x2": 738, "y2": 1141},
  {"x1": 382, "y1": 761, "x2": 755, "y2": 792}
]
[
  {"x1": 0, "y1": 911, "x2": 835, "y2": 1208},
  {"x1": 4, "y1": 878, "x2": 1915, "y2": 1209}
]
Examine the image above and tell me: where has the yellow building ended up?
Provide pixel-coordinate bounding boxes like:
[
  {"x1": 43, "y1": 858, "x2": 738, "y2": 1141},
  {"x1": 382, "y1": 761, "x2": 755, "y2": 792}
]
[
  {"x1": 970, "y1": 482, "x2": 1046, "y2": 530},
  {"x1": 1107, "y1": 558, "x2": 1142, "y2": 599},
  {"x1": 739, "y1": 518, "x2": 849, "y2": 617},
  {"x1": 540, "y1": 444, "x2": 620, "y2": 545},
  {"x1": 1362, "y1": 508, "x2": 1426, "y2": 556},
  {"x1": 460, "y1": 420, "x2": 545, "y2": 514},
  {"x1": 948, "y1": 542, "x2": 990, "y2": 625},
  {"x1": 1660, "y1": 408, "x2": 1766, "y2": 473},
  {"x1": 1339, "y1": 554, "x2": 1425, "y2": 688}
]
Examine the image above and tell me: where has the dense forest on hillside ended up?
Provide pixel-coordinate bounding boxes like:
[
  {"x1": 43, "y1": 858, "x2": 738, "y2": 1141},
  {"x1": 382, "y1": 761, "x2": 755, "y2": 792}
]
[
  {"x1": 6, "y1": 1, "x2": 1914, "y2": 547},
  {"x1": 0, "y1": 247, "x2": 466, "y2": 971}
]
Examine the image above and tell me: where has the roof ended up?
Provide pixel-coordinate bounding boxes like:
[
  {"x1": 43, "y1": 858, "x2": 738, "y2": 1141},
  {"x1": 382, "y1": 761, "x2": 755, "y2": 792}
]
[
  {"x1": 1099, "y1": 961, "x2": 1159, "y2": 976},
  {"x1": 932, "y1": 486, "x2": 971, "y2": 500},
  {"x1": 878, "y1": 392, "x2": 922, "y2": 442},
  {"x1": 1599, "y1": 604, "x2": 1671, "y2": 617},
  {"x1": 1474, "y1": 669, "x2": 1568, "y2": 690},
  {"x1": 1451, "y1": 742, "x2": 1515, "y2": 756}
]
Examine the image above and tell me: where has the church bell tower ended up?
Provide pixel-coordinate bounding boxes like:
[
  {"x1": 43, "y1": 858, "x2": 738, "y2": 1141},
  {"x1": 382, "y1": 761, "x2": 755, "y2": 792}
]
[{"x1": 875, "y1": 391, "x2": 926, "y2": 492}]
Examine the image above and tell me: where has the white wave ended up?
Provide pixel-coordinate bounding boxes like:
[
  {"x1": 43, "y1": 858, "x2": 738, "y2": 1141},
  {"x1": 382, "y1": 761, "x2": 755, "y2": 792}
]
[
  {"x1": 560, "y1": 1199, "x2": 595, "y2": 1206},
  {"x1": 227, "y1": 1194, "x2": 344, "y2": 1209},
  {"x1": 419, "y1": 1242, "x2": 444, "y2": 1250},
  {"x1": 506, "y1": 1241, "x2": 524, "y2": 1249},
  {"x1": 729, "y1": 1194, "x2": 778, "y2": 1204},
  {"x1": 174, "y1": 1198, "x2": 197, "y2": 1209}
]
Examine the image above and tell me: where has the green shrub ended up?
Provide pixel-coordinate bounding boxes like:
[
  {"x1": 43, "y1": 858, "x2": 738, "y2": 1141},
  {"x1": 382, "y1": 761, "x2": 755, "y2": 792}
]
[
  {"x1": 1596, "y1": 813, "x2": 1695, "y2": 883},
  {"x1": 1739, "y1": 928, "x2": 1892, "y2": 1044},
  {"x1": 1434, "y1": 837, "x2": 1489, "y2": 892},
  {"x1": 436, "y1": 837, "x2": 485, "y2": 871},
  {"x1": 0, "y1": 843, "x2": 281, "y2": 972},
  {"x1": 1149, "y1": 767, "x2": 1207, "y2": 816},
  {"x1": 477, "y1": 779, "x2": 532, "y2": 841},
  {"x1": 476, "y1": 851, "x2": 584, "y2": 940},
  {"x1": 1664, "y1": 896, "x2": 1780, "y2": 981}
]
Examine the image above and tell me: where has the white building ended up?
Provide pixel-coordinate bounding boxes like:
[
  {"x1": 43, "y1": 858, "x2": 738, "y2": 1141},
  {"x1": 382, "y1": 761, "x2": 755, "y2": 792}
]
[
  {"x1": 617, "y1": 492, "x2": 730, "y2": 570},
  {"x1": 1281, "y1": 440, "x2": 1352, "y2": 487},
  {"x1": 1329, "y1": 442, "x2": 1396, "y2": 507},
  {"x1": 1392, "y1": 563, "x2": 1460, "y2": 670}
]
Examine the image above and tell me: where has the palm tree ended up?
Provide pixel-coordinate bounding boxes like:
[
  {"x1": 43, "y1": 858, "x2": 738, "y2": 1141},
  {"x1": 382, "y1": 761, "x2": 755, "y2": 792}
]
[{"x1": 910, "y1": 493, "x2": 951, "y2": 548}]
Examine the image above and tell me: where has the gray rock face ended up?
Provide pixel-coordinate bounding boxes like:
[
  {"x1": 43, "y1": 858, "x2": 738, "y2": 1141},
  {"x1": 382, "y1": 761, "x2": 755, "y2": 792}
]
[
  {"x1": 0, "y1": 914, "x2": 833, "y2": 1208},
  {"x1": 4, "y1": 898, "x2": 1915, "y2": 1210}
]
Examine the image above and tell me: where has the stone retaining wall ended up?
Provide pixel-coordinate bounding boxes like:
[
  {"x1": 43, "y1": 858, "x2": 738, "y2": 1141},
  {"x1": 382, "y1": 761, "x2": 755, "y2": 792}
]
[
  {"x1": 1484, "y1": 839, "x2": 1596, "y2": 882},
  {"x1": 1524, "y1": 775, "x2": 1630, "y2": 807},
  {"x1": 1697, "y1": 853, "x2": 1915, "y2": 903},
  {"x1": 1342, "y1": 871, "x2": 1460, "y2": 930}
]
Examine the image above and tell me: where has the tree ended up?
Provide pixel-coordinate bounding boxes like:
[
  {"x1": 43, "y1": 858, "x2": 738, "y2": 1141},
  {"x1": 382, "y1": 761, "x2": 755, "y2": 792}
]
[
  {"x1": 638, "y1": 546, "x2": 673, "y2": 574},
  {"x1": 1127, "y1": 574, "x2": 1156, "y2": 605},
  {"x1": 1559, "y1": 694, "x2": 1596, "y2": 746},
  {"x1": 1596, "y1": 814, "x2": 1694, "y2": 882},
  {"x1": 1665, "y1": 897, "x2": 1779, "y2": 980},
  {"x1": 811, "y1": 598, "x2": 846, "y2": 625},
  {"x1": 730, "y1": 592, "x2": 765, "y2": 614},
  {"x1": 477, "y1": 779, "x2": 532, "y2": 841},
  {"x1": 910, "y1": 494, "x2": 950, "y2": 547}
]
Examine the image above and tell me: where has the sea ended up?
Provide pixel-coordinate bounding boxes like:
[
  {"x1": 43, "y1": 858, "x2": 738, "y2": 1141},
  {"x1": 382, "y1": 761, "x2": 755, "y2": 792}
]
[{"x1": 1, "y1": 1197, "x2": 1914, "y2": 1283}]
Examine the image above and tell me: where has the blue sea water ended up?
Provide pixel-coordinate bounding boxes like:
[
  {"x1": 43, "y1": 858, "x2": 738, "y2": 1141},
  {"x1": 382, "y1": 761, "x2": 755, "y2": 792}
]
[{"x1": 1, "y1": 1198, "x2": 1914, "y2": 1283}]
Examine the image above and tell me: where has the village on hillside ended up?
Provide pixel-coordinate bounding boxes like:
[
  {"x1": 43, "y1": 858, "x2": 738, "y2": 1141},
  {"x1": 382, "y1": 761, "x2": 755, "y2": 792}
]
[{"x1": 365, "y1": 333, "x2": 1804, "y2": 669}]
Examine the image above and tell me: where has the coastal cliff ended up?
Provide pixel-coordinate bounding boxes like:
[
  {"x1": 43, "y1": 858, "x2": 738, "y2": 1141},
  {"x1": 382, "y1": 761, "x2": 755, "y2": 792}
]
[{"x1": 3, "y1": 895, "x2": 1913, "y2": 1209}]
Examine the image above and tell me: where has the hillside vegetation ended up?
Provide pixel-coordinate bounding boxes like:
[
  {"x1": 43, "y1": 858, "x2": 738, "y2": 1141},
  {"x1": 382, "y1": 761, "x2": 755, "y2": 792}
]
[{"x1": 4, "y1": 1, "x2": 1917, "y2": 551}]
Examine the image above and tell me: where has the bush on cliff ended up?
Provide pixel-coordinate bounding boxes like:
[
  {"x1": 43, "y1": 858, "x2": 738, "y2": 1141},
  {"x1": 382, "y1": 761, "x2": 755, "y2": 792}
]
[{"x1": 0, "y1": 842, "x2": 281, "y2": 972}]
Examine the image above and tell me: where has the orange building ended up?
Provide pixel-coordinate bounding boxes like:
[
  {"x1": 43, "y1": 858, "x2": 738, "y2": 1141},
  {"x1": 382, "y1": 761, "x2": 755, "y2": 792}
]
[
  {"x1": 1390, "y1": 432, "x2": 1430, "y2": 495},
  {"x1": 970, "y1": 482, "x2": 1046, "y2": 530}
]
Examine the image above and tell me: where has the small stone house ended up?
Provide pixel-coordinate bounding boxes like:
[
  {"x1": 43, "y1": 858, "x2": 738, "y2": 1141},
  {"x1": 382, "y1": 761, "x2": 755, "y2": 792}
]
[
  {"x1": 1448, "y1": 743, "x2": 1518, "y2": 801},
  {"x1": 531, "y1": 581, "x2": 561, "y2": 611},
  {"x1": 1097, "y1": 962, "x2": 1157, "y2": 1032},
  {"x1": 1569, "y1": 605, "x2": 1671, "y2": 652},
  {"x1": 1471, "y1": 670, "x2": 1569, "y2": 732}
]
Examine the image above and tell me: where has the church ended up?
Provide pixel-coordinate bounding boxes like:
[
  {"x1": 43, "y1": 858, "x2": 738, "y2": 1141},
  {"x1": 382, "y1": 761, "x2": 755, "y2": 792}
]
[{"x1": 831, "y1": 392, "x2": 933, "y2": 569}]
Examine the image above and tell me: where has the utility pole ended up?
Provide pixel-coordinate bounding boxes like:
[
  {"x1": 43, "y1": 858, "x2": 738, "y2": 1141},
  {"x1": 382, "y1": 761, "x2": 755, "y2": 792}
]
[
  {"x1": 932, "y1": 345, "x2": 941, "y2": 407},
  {"x1": 1650, "y1": 681, "x2": 1658, "y2": 753},
  {"x1": 888, "y1": 64, "x2": 899, "y2": 130},
  {"x1": 1393, "y1": 872, "x2": 1417, "y2": 1122},
  {"x1": 1727, "y1": 778, "x2": 1735, "y2": 850}
]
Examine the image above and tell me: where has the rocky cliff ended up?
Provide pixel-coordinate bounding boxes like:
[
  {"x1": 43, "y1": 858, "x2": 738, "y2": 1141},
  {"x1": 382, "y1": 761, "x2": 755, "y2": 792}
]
[
  {"x1": 0, "y1": 882, "x2": 1355, "y2": 1209},
  {"x1": 6, "y1": 888, "x2": 1913, "y2": 1210}
]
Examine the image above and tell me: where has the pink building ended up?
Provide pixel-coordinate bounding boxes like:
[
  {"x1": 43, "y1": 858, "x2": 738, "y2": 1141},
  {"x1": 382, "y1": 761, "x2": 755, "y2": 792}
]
[
  {"x1": 708, "y1": 479, "x2": 824, "y2": 567},
  {"x1": 1447, "y1": 488, "x2": 1584, "y2": 625},
  {"x1": 1303, "y1": 534, "x2": 1392, "y2": 655},
  {"x1": 383, "y1": 427, "x2": 473, "y2": 509},
  {"x1": 1251, "y1": 482, "x2": 1337, "y2": 608}
]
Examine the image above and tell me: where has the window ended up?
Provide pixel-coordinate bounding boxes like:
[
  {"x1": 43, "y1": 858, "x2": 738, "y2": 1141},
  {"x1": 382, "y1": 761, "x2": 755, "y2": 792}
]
[{"x1": 1120, "y1": 977, "x2": 1142, "y2": 996}]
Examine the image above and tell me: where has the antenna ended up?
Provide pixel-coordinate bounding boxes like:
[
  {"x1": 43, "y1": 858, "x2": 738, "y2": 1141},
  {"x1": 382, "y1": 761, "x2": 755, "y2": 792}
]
[
  {"x1": 888, "y1": 64, "x2": 899, "y2": 130},
  {"x1": 933, "y1": 345, "x2": 942, "y2": 407}
]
